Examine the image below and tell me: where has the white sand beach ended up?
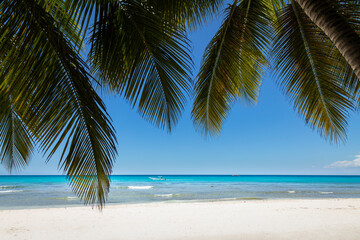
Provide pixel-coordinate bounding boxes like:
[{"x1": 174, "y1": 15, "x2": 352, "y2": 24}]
[{"x1": 1, "y1": 199, "x2": 360, "y2": 240}]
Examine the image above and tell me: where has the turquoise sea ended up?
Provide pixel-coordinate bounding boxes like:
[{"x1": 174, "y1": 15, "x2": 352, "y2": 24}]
[{"x1": 1, "y1": 175, "x2": 360, "y2": 209}]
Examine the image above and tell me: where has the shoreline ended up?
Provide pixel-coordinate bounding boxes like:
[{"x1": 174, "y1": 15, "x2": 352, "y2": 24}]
[
  {"x1": 1, "y1": 198, "x2": 360, "y2": 239},
  {"x1": 1, "y1": 197, "x2": 360, "y2": 211}
]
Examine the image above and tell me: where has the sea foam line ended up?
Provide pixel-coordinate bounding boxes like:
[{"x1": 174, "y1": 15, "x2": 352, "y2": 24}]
[
  {"x1": 155, "y1": 194, "x2": 173, "y2": 197},
  {"x1": 0, "y1": 190, "x2": 23, "y2": 194},
  {"x1": 67, "y1": 197, "x2": 78, "y2": 200}
]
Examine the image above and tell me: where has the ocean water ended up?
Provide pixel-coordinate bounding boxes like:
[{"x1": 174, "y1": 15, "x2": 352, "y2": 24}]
[{"x1": 0, "y1": 175, "x2": 360, "y2": 209}]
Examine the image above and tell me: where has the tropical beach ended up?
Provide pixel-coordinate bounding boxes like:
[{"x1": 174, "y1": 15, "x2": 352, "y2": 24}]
[
  {"x1": 1, "y1": 199, "x2": 360, "y2": 240},
  {"x1": 1, "y1": 175, "x2": 360, "y2": 239},
  {"x1": 2, "y1": 0, "x2": 360, "y2": 239}
]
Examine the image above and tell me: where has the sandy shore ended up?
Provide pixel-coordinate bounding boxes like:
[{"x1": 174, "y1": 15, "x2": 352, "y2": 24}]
[{"x1": 1, "y1": 199, "x2": 360, "y2": 240}]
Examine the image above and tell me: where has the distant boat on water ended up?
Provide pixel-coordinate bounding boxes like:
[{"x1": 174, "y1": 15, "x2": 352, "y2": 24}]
[{"x1": 149, "y1": 176, "x2": 166, "y2": 181}]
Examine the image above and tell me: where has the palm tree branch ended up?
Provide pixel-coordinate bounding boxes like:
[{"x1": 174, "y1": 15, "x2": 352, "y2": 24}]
[
  {"x1": 0, "y1": 0, "x2": 117, "y2": 207},
  {"x1": 192, "y1": 0, "x2": 271, "y2": 135},
  {"x1": 140, "y1": 0, "x2": 225, "y2": 30},
  {"x1": 273, "y1": 2, "x2": 353, "y2": 141},
  {"x1": 290, "y1": 0, "x2": 332, "y2": 123},
  {"x1": 0, "y1": 90, "x2": 34, "y2": 172},
  {"x1": 125, "y1": 12, "x2": 174, "y2": 128},
  {"x1": 205, "y1": 1, "x2": 239, "y2": 129},
  {"x1": 89, "y1": 1, "x2": 192, "y2": 131}
]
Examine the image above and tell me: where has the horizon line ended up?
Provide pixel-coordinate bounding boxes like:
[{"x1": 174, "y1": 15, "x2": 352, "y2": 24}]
[{"x1": 1, "y1": 174, "x2": 360, "y2": 176}]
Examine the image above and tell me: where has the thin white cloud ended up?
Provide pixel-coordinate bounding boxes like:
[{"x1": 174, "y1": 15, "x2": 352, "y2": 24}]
[{"x1": 327, "y1": 154, "x2": 360, "y2": 168}]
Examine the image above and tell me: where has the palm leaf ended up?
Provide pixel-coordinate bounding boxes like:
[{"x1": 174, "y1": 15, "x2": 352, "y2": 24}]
[
  {"x1": 89, "y1": 0, "x2": 193, "y2": 131},
  {"x1": 327, "y1": 0, "x2": 360, "y2": 107},
  {"x1": 143, "y1": 0, "x2": 225, "y2": 30},
  {"x1": 0, "y1": 90, "x2": 34, "y2": 172},
  {"x1": 47, "y1": 0, "x2": 84, "y2": 50},
  {"x1": 192, "y1": 0, "x2": 271, "y2": 136},
  {"x1": 272, "y1": 1, "x2": 354, "y2": 142},
  {"x1": 56, "y1": 0, "x2": 224, "y2": 33},
  {"x1": 0, "y1": 0, "x2": 117, "y2": 207},
  {"x1": 46, "y1": 0, "x2": 105, "y2": 44}
]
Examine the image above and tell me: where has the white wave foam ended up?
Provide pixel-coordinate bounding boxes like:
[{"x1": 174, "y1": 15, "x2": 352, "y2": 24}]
[
  {"x1": 127, "y1": 186, "x2": 153, "y2": 190},
  {"x1": 113, "y1": 186, "x2": 128, "y2": 189},
  {"x1": 288, "y1": 191, "x2": 296, "y2": 194},
  {"x1": 320, "y1": 191, "x2": 333, "y2": 194},
  {"x1": 221, "y1": 198, "x2": 237, "y2": 200},
  {"x1": 67, "y1": 197, "x2": 78, "y2": 200},
  {"x1": 0, "y1": 190, "x2": 22, "y2": 194},
  {"x1": 155, "y1": 194, "x2": 173, "y2": 197}
]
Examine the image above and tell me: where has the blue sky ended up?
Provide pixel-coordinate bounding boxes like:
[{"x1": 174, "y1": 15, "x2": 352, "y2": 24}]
[{"x1": 1, "y1": 6, "x2": 360, "y2": 175}]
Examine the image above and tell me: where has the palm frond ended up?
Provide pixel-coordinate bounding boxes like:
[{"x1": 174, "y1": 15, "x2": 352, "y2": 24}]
[
  {"x1": 143, "y1": 0, "x2": 225, "y2": 30},
  {"x1": 89, "y1": 0, "x2": 192, "y2": 131},
  {"x1": 272, "y1": 1, "x2": 354, "y2": 142},
  {"x1": 271, "y1": 0, "x2": 289, "y2": 15},
  {"x1": 0, "y1": 90, "x2": 34, "y2": 172},
  {"x1": 192, "y1": 0, "x2": 271, "y2": 136},
  {"x1": 47, "y1": 0, "x2": 106, "y2": 42},
  {"x1": 0, "y1": 0, "x2": 117, "y2": 207},
  {"x1": 58, "y1": 0, "x2": 224, "y2": 33},
  {"x1": 327, "y1": 0, "x2": 360, "y2": 107},
  {"x1": 46, "y1": 0, "x2": 85, "y2": 50}
]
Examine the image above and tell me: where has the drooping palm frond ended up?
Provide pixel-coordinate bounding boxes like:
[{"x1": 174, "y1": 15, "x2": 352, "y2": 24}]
[
  {"x1": 143, "y1": 0, "x2": 225, "y2": 29},
  {"x1": 45, "y1": 0, "x2": 85, "y2": 50},
  {"x1": 90, "y1": 0, "x2": 193, "y2": 131},
  {"x1": 45, "y1": 0, "x2": 105, "y2": 45},
  {"x1": 192, "y1": 0, "x2": 272, "y2": 136},
  {"x1": 0, "y1": 0, "x2": 117, "y2": 207},
  {"x1": 271, "y1": 0, "x2": 289, "y2": 15},
  {"x1": 55, "y1": 0, "x2": 224, "y2": 35},
  {"x1": 0, "y1": 90, "x2": 34, "y2": 172},
  {"x1": 272, "y1": 1, "x2": 354, "y2": 142},
  {"x1": 327, "y1": 0, "x2": 360, "y2": 107},
  {"x1": 329, "y1": 48, "x2": 360, "y2": 107}
]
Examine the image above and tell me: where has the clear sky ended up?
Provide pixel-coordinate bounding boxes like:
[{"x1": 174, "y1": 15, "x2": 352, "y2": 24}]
[{"x1": 1, "y1": 5, "x2": 360, "y2": 175}]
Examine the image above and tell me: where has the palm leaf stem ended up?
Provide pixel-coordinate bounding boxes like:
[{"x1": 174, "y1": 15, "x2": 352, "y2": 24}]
[
  {"x1": 18, "y1": 0, "x2": 116, "y2": 207},
  {"x1": 124, "y1": 8, "x2": 174, "y2": 130},
  {"x1": 240, "y1": 0, "x2": 252, "y2": 44},
  {"x1": 206, "y1": 0, "x2": 238, "y2": 129},
  {"x1": 23, "y1": 3, "x2": 91, "y2": 139},
  {"x1": 290, "y1": 0, "x2": 332, "y2": 124},
  {"x1": 0, "y1": 90, "x2": 33, "y2": 172},
  {"x1": 237, "y1": 0, "x2": 253, "y2": 96},
  {"x1": 296, "y1": 0, "x2": 360, "y2": 79}
]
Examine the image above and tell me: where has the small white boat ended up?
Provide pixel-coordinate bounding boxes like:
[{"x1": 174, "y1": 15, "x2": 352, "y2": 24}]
[{"x1": 149, "y1": 176, "x2": 166, "y2": 181}]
